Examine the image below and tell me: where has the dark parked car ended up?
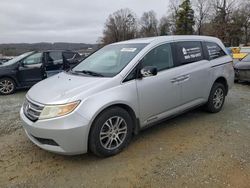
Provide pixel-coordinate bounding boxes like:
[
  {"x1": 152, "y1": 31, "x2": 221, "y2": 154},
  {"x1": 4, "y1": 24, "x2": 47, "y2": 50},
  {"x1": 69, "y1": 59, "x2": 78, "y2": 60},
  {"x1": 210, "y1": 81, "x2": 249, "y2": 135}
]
[
  {"x1": 234, "y1": 54, "x2": 250, "y2": 82},
  {"x1": 0, "y1": 50, "x2": 81, "y2": 95}
]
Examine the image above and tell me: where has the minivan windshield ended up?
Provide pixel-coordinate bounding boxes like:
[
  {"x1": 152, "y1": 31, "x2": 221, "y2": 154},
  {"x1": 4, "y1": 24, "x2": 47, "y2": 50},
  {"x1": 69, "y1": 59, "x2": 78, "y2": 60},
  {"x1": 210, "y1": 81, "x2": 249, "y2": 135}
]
[
  {"x1": 2, "y1": 51, "x2": 34, "y2": 66},
  {"x1": 72, "y1": 43, "x2": 147, "y2": 77}
]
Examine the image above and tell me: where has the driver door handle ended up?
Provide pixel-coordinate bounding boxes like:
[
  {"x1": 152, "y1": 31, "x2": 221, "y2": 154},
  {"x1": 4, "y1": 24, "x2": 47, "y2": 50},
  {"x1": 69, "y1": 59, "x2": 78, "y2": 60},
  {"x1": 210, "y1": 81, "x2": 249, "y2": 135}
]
[{"x1": 171, "y1": 74, "x2": 190, "y2": 83}]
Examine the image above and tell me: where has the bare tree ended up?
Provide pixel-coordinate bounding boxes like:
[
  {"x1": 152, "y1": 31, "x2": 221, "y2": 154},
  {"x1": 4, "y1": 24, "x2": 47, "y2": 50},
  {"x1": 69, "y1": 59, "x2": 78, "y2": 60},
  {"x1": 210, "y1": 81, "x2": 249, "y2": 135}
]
[
  {"x1": 228, "y1": 9, "x2": 244, "y2": 46},
  {"x1": 99, "y1": 0, "x2": 250, "y2": 46},
  {"x1": 140, "y1": 10, "x2": 159, "y2": 37},
  {"x1": 158, "y1": 16, "x2": 171, "y2": 36},
  {"x1": 168, "y1": 0, "x2": 180, "y2": 34},
  {"x1": 211, "y1": 0, "x2": 236, "y2": 43},
  {"x1": 101, "y1": 8, "x2": 138, "y2": 45},
  {"x1": 240, "y1": 2, "x2": 250, "y2": 45},
  {"x1": 194, "y1": 0, "x2": 211, "y2": 35}
]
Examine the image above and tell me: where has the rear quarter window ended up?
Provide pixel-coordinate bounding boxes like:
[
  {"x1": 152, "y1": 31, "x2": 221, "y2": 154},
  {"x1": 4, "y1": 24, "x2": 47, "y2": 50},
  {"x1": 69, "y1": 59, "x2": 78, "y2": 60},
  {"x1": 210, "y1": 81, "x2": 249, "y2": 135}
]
[
  {"x1": 205, "y1": 42, "x2": 226, "y2": 60},
  {"x1": 174, "y1": 41, "x2": 204, "y2": 65}
]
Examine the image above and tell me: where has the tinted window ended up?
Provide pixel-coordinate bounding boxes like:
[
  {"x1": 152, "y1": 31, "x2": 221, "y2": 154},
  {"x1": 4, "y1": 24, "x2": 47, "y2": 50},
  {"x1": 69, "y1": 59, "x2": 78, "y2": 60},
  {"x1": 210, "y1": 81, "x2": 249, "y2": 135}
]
[
  {"x1": 175, "y1": 41, "x2": 204, "y2": 65},
  {"x1": 142, "y1": 43, "x2": 173, "y2": 71},
  {"x1": 47, "y1": 52, "x2": 62, "y2": 65},
  {"x1": 23, "y1": 53, "x2": 42, "y2": 65},
  {"x1": 205, "y1": 42, "x2": 226, "y2": 60}
]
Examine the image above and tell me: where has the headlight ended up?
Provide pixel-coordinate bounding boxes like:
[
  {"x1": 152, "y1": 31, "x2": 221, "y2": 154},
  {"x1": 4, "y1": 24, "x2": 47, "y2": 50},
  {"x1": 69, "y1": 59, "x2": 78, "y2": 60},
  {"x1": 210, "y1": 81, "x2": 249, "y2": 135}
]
[{"x1": 39, "y1": 101, "x2": 80, "y2": 120}]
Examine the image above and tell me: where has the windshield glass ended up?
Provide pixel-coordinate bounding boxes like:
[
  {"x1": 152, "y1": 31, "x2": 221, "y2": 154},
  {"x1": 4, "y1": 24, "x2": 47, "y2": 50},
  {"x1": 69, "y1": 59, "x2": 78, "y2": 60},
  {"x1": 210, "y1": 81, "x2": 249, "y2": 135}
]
[
  {"x1": 72, "y1": 43, "x2": 147, "y2": 77},
  {"x1": 2, "y1": 52, "x2": 34, "y2": 66},
  {"x1": 242, "y1": 54, "x2": 250, "y2": 62}
]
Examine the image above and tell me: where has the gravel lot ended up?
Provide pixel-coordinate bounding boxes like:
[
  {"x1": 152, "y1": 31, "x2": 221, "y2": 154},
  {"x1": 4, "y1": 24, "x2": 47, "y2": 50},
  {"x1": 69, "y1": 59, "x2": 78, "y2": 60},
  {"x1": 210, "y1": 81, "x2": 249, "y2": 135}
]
[{"x1": 0, "y1": 84, "x2": 250, "y2": 188}]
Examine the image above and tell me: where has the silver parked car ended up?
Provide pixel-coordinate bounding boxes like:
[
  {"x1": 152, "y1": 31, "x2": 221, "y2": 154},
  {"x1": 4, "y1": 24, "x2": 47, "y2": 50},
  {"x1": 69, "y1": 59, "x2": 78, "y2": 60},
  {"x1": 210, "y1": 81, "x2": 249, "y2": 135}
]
[
  {"x1": 234, "y1": 54, "x2": 250, "y2": 82},
  {"x1": 20, "y1": 36, "x2": 234, "y2": 157}
]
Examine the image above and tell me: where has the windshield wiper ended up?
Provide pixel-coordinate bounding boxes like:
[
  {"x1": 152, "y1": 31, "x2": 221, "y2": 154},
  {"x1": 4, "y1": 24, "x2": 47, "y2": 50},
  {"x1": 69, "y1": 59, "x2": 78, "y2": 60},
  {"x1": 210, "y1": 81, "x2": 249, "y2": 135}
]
[{"x1": 74, "y1": 70, "x2": 104, "y2": 77}]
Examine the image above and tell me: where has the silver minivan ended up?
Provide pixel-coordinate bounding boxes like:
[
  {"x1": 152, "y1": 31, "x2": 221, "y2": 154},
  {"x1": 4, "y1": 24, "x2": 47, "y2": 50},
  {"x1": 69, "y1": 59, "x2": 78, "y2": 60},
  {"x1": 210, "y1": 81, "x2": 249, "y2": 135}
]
[{"x1": 20, "y1": 36, "x2": 234, "y2": 157}]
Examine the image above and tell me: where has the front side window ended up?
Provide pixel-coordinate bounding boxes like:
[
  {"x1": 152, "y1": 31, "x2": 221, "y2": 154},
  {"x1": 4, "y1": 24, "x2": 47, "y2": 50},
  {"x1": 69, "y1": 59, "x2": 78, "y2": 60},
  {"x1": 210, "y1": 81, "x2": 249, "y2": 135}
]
[
  {"x1": 205, "y1": 42, "x2": 226, "y2": 60},
  {"x1": 72, "y1": 43, "x2": 147, "y2": 77},
  {"x1": 175, "y1": 41, "x2": 204, "y2": 65},
  {"x1": 141, "y1": 43, "x2": 173, "y2": 71},
  {"x1": 22, "y1": 53, "x2": 42, "y2": 65},
  {"x1": 123, "y1": 67, "x2": 138, "y2": 82}
]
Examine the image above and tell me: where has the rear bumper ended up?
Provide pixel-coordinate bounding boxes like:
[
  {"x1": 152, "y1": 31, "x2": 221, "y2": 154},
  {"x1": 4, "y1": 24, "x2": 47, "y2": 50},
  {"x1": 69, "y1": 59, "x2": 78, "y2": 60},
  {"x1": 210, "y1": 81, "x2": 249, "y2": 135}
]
[{"x1": 20, "y1": 107, "x2": 91, "y2": 155}]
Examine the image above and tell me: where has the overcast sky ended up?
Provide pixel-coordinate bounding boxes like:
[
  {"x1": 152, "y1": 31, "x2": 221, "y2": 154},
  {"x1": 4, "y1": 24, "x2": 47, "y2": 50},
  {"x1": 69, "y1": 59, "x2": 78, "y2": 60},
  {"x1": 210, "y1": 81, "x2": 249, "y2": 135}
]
[{"x1": 0, "y1": 0, "x2": 169, "y2": 44}]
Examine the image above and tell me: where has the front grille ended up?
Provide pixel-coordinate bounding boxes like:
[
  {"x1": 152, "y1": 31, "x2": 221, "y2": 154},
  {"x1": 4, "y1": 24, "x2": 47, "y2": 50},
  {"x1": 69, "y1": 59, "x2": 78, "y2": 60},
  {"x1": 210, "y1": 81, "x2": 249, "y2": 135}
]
[{"x1": 23, "y1": 98, "x2": 44, "y2": 122}]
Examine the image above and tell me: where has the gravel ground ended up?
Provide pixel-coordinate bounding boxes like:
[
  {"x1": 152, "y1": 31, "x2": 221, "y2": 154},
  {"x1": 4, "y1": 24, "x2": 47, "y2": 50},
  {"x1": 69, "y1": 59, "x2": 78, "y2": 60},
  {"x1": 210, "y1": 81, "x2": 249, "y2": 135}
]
[{"x1": 0, "y1": 84, "x2": 250, "y2": 188}]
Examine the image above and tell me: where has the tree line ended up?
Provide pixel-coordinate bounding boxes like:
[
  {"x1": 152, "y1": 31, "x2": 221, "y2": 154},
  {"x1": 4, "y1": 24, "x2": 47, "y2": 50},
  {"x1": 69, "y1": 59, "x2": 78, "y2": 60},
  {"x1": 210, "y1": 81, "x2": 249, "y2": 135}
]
[{"x1": 100, "y1": 0, "x2": 250, "y2": 47}]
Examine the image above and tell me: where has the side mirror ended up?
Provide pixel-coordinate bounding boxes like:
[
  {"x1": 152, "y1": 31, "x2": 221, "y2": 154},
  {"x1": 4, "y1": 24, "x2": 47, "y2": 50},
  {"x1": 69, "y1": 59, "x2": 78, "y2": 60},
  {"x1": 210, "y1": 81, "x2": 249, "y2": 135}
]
[{"x1": 140, "y1": 66, "x2": 158, "y2": 78}]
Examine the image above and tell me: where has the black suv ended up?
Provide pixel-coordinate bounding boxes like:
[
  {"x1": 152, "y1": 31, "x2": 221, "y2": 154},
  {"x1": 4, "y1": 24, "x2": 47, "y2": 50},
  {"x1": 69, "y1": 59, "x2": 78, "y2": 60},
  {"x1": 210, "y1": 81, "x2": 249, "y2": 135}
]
[{"x1": 0, "y1": 50, "x2": 82, "y2": 95}]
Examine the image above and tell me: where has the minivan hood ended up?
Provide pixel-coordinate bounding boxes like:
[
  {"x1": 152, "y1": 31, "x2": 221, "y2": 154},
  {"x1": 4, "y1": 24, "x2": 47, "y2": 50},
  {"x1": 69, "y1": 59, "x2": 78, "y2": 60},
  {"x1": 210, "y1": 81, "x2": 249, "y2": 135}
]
[{"x1": 27, "y1": 72, "x2": 112, "y2": 104}]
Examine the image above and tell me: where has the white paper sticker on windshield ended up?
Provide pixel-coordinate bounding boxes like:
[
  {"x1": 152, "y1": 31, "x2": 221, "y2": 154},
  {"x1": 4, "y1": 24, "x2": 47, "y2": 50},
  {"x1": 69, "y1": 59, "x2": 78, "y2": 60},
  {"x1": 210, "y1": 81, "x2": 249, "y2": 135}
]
[{"x1": 121, "y1": 48, "x2": 137, "y2": 52}]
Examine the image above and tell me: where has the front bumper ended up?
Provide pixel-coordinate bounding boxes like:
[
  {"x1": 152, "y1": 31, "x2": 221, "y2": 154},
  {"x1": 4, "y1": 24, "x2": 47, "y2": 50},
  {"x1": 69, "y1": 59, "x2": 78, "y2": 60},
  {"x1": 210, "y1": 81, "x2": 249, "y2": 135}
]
[
  {"x1": 234, "y1": 69, "x2": 250, "y2": 82},
  {"x1": 20, "y1": 107, "x2": 91, "y2": 155}
]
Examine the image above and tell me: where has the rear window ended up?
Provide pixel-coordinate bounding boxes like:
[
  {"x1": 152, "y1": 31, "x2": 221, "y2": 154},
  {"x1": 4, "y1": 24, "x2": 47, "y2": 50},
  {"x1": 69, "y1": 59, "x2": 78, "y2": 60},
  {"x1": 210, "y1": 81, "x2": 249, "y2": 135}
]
[
  {"x1": 175, "y1": 41, "x2": 204, "y2": 65},
  {"x1": 205, "y1": 42, "x2": 226, "y2": 60}
]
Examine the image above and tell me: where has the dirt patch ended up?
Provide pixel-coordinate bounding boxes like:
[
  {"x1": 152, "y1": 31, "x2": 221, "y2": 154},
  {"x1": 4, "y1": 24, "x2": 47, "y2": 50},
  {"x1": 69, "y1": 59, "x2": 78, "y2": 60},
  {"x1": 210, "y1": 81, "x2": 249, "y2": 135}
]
[
  {"x1": 0, "y1": 91, "x2": 25, "y2": 136},
  {"x1": 0, "y1": 84, "x2": 250, "y2": 188}
]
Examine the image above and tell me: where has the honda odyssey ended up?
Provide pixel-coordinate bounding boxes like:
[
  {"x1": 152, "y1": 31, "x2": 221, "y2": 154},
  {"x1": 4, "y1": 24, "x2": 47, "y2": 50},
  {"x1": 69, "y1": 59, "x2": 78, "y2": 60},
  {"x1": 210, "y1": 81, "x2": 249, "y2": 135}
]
[{"x1": 20, "y1": 36, "x2": 234, "y2": 157}]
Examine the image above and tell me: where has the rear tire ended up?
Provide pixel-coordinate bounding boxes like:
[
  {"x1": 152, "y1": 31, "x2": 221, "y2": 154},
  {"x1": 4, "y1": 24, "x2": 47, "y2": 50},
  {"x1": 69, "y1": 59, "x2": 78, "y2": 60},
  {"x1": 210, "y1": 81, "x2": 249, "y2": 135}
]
[
  {"x1": 89, "y1": 107, "x2": 133, "y2": 157},
  {"x1": 0, "y1": 78, "x2": 16, "y2": 95},
  {"x1": 205, "y1": 82, "x2": 226, "y2": 113}
]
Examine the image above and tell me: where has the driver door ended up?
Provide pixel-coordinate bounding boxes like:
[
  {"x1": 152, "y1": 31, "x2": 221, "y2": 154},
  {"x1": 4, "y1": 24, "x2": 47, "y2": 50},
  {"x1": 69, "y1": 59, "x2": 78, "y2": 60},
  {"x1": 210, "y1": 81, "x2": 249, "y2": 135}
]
[
  {"x1": 136, "y1": 43, "x2": 182, "y2": 126},
  {"x1": 44, "y1": 51, "x2": 64, "y2": 77},
  {"x1": 18, "y1": 52, "x2": 44, "y2": 86}
]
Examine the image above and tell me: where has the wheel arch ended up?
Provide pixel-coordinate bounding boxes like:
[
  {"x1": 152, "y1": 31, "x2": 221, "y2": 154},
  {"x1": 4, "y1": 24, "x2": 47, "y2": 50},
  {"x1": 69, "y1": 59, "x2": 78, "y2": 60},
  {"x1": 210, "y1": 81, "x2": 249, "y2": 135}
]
[
  {"x1": 0, "y1": 75, "x2": 19, "y2": 87},
  {"x1": 89, "y1": 103, "x2": 140, "y2": 135},
  {"x1": 86, "y1": 102, "x2": 140, "y2": 152},
  {"x1": 213, "y1": 77, "x2": 228, "y2": 95}
]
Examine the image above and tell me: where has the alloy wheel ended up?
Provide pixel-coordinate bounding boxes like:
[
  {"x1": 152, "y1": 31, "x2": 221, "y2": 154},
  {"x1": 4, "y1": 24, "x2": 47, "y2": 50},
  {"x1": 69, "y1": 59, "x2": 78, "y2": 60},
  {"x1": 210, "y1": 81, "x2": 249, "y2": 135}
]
[
  {"x1": 99, "y1": 116, "x2": 128, "y2": 150},
  {"x1": 0, "y1": 79, "x2": 14, "y2": 94},
  {"x1": 213, "y1": 88, "x2": 224, "y2": 109}
]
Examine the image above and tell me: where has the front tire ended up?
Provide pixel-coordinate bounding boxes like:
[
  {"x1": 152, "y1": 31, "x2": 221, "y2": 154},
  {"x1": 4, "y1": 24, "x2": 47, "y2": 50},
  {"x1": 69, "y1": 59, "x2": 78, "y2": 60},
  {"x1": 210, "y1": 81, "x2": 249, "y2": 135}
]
[
  {"x1": 205, "y1": 82, "x2": 226, "y2": 113},
  {"x1": 89, "y1": 107, "x2": 133, "y2": 157},
  {"x1": 0, "y1": 78, "x2": 16, "y2": 95}
]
